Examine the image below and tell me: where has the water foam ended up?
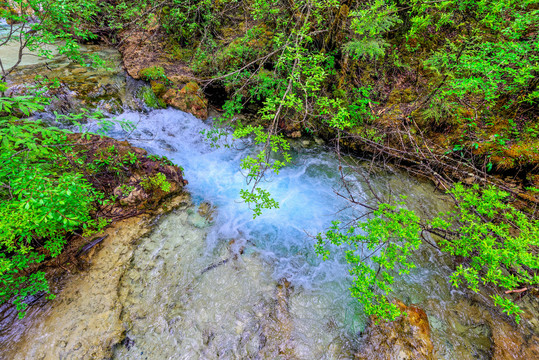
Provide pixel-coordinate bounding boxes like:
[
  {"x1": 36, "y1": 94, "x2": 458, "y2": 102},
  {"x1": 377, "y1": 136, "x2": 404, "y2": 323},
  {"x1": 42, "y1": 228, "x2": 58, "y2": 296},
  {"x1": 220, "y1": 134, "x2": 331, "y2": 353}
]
[
  {"x1": 104, "y1": 109, "x2": 359, "y2": 290},
  {"x1": 96, "y1": 108, "x2": 498, "y2": 359}
]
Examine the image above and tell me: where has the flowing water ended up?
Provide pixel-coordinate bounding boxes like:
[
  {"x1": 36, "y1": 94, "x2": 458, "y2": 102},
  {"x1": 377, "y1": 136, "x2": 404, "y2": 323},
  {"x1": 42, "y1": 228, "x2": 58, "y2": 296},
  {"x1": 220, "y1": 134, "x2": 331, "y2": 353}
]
[
  {"x1": 1, "y1": 41, "x2": 536, "y2": 358},
  {"x1": 90, "y1": 109, "x2": 496, "y2": 359}
]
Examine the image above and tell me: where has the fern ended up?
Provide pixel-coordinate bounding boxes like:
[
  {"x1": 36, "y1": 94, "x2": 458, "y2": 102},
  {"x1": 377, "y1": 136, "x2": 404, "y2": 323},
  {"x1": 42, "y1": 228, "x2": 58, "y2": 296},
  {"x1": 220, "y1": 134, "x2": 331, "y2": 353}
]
[{"x1": 343, "y1": 39, "x2": 387, "y2": 60}]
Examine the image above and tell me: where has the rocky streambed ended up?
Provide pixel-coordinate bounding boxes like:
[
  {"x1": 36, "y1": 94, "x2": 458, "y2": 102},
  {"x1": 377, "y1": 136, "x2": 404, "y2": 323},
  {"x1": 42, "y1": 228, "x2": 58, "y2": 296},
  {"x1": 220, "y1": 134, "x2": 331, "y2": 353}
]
[{"x1": 0, "y1": 193, "x2": 192, "y2": 360}]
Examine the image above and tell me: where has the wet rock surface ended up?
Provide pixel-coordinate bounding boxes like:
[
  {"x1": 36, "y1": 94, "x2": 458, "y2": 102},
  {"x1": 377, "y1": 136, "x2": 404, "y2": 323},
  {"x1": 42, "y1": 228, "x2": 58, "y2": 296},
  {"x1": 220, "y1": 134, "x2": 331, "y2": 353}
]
[
  {"x1": 110, "y1": 210, "x2": 358, "y2": 360},
  {"x1": 354, "y1": 294, "x2": 539, "y2": 360},
  {"x1": 5, "y1": 46, "x2": 141, "y2": 115},
  {"x1": 0, "y1": 194, "x2": 191, "y2": 360},
  {"x1": 356, "y1": 301, "x2": 433, "y2": 360},
  {"x1": 447, "y1": 298, "x2": 539, "y2": 360},
  {"x1": 118, "y1": 30, "x2": 208, "y2": 119}
]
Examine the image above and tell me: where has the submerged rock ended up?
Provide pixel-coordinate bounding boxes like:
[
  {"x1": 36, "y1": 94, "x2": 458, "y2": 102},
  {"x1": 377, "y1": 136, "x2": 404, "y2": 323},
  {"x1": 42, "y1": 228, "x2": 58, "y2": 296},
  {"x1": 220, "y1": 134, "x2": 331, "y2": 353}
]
[
  {"x1": 491, "y1": 319, "x2": 539, "y2": 359},
  {"x1": 197, "y1": 201, "x2": 216, "y2": 222},
  {"x1": 446, "y1": 298, "x2": 539, "y2": 360}
]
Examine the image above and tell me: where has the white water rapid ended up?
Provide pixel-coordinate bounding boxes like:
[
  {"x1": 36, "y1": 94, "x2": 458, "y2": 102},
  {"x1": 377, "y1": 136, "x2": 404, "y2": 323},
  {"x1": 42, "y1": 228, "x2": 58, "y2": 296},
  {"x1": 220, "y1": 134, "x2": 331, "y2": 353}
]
[{"x1": 91, "y1": 109, "x2": 493, "y2": 359}]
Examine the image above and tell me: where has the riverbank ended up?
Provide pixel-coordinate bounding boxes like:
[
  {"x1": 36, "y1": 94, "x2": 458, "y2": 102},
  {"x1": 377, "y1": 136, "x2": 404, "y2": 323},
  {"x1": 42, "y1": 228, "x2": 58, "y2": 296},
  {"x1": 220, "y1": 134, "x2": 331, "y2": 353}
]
[{"x1": 0, "y1": 193, "x2": 192, "y2": 359}]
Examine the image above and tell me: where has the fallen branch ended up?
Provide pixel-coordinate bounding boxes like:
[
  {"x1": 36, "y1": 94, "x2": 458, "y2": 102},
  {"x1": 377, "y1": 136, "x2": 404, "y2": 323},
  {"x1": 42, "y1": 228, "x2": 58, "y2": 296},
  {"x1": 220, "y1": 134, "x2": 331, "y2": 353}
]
[{"x1": 505, "y1": 288, "x2": 528, "y2": 294}]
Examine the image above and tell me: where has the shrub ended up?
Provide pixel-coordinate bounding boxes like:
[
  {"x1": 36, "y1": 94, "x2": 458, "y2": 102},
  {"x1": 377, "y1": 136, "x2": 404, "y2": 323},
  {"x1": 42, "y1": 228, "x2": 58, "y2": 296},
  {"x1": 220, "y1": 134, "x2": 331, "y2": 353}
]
[
  {"x1": 0, "y1": 88, "x2": 105, "y2": 317},
  {"x1": 317, "y1": 185, "x2": 539, "y2": 323},
  {"x1": 140, "y1": 172, "x2": 171, "y2": 192}
]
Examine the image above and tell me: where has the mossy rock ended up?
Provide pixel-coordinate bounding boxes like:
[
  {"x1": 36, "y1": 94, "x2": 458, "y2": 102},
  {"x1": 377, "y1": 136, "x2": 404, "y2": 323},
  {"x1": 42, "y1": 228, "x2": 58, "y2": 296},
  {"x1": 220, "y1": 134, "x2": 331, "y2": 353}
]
[
  {"x1": 138, "y1": 86, "x2": 165, "y2": 109},
  {"x1": 139, "y1": 66, "x2": 168, "y2": 83},
  {"x1": 162, "y1": 81, "x2": 208, "y2": 118},
  {"x1": 151, "y1": 81, "x2": 166, "y2": 96},
  {"x1": 181, "y1": 81, "x2": 202, "y2": 94}
]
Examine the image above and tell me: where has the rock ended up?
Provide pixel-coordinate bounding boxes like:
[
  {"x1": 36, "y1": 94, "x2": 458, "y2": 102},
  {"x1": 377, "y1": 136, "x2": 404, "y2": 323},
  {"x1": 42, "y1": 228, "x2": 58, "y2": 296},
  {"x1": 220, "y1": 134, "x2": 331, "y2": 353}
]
[
  {"x1": 0, "y1": 194, "x2": 190, "y2": 360},
  {"x1": 117, "y1": 29, "x2": 208, "y2": 118},
  {"x1": 197, "y1": 201, "x2": 216, "y2": 222},
  {"x1": 150, "y1": 80, "x2": 166, "y2": 96},
  {"x1": 314, "y1": 137, "x2": 325, "y2": 146},
  {"x1": 161, "y1": 164, "x2": 183, "y2": 183},
  {"x1": 6, "y1": 46, "x2": 127, "y2": 114},
  {"x1": 438, "y1": 297, "x2": 539, "y2": 359},
  {"x1": 356, "y1": 301, "x2": 434, "y2": 360},
  {"x1": 71, "y1": 67, "x2": 87, "y2": 75},
  {"x1": 167, "y1": 75, "x2": 194, "y2": 86},
  {"x1": 162, "y1": 82, "x2": 208, "y2": 119},
  {"x1": 289, "y1": 131, "x2": 301, "y2": 138},
  {"x1": 129, "y1": 270, "x2": 141, "y2": 282},
  {"x1": 463, "y1": 173, "x2": 476, "y2": 185},
  {"x1": 187, "y1": 211, "x2": 211, "y2": 229},
  {"x1": 278, "y1": 117, "x2": 302, "y2": 138},
  {"x1": 490, "y1": 316, "x2": 539, "y2": 360},
  {"x1": 251, "y1": 278, "x2": 298, "y2": 359}
]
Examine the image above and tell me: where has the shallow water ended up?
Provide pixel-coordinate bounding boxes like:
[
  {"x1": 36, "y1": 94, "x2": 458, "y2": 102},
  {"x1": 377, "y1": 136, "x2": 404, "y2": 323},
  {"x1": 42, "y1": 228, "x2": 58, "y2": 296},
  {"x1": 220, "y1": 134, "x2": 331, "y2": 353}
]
[
  {"x1": 0, "y1": 19, "x2": 58, "y2": 70},
  {"x1": 94, "y1": 109, "x2": 497, "y2": 359}
]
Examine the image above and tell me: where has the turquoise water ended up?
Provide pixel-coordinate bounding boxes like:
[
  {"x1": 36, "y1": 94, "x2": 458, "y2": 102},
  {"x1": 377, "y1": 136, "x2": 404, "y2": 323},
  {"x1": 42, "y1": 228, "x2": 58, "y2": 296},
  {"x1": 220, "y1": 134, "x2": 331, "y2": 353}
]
[{"x1": 84, "y1": 108, "x2": 496, "y2": 359}]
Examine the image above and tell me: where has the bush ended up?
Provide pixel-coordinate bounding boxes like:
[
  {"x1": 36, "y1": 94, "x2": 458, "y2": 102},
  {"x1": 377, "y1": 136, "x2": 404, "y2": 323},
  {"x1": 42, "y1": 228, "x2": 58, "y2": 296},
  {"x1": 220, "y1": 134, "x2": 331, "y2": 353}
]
[
  {"x1": 0, "y1": 87, "x2": 105, "y2": 317},
  {"x1": 317, "y1": 185, "x2": 539, "y2": 323}
]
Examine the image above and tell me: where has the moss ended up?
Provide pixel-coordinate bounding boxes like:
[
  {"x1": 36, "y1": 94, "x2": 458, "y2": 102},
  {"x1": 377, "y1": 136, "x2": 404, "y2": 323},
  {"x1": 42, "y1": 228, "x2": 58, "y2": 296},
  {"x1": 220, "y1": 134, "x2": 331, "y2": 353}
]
[
  {"x1": 139, "y1": 66, "x2": 168, "y2": 83},
  {"x1": 493, "y1": 156, "x2": 516, "y2": 171},
  {"x1": 387, "y1": 88, "x2": 416, "y2": 104},
  {"x1": 138, "y1": 86, "x2": 164, "y2": 109},
  {"x1": 166, "y1": 45, "x2": 194, "y2": 63},
  {"x1": 181, "y1": 81, "x2": 201, "y2": 94},
  {"x1": 151, "y1": 81, "x2": 166, "y2": 96},
  {"x1": 502, "y1": 141, "x2": 539, "y2": 167}
]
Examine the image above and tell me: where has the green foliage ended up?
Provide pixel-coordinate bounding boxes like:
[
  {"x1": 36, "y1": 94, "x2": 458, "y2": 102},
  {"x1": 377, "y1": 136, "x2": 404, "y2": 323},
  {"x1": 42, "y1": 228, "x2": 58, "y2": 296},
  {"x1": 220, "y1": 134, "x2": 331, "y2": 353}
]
[
  {"x1": 420, "y1": 95, "x2": 457, "y2": 127},
  {"x1": 0, "y1": 88, "x2": 107, "y2": 317},
  {"x1": 240, "y1": 187, "x2": 279, "y2": 219},
  {"x1": 162, "y1": 0, "x2": 538, "y2": 197},
  {"x1": 0, "y1": 0, "x2": 104, "y2": 79},
  {"x1": 122, "y1": 152, "x2": 140, "y2": 166},
  {"x1": 344, "y1": 0, "x2": 402, "y2": 60},
  {"x1": 119, "y1": 184, "x2": 135, "y2": 196},
  {"x1": 162, "y1": 0, "x2": 217, "y2": 46},
  {"x1": 147, "y1": 154, "x2": 175, "y2": 166},
  {"x1": 233, "y1": 124, "x2": 291, "y2": 217},
  {"x1": 0, "y1": 0, "x2": 134, "y2": 315},
  {"x1": 317, "y1": 185, "x2": 539, "y2": 323},
  {"x1": 139, "y1": 66, "x2": 170, "y2": 84},
  {"x1": 316, "y1": 199, "x2": 422, "y2": 321},
  {"x1": 411, "y1": 0, "x2": 539, "y2": 112},
  {"x1": 3, "y1": 0, "x2": 535, "y2": 326},
  {"x1": 140, "y1": 172, "x2": 171, "y2": 192},
  {"x1": 433, "y1": 184, "x2": 539, "y2": 323}
]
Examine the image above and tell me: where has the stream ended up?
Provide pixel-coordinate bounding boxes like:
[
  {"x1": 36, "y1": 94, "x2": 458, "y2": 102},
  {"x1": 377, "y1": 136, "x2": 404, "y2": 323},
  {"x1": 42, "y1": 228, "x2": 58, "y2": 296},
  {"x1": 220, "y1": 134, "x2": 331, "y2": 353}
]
[
  {"x1": 0, "y1": 41, "x2": 537, "y2": 359},
  {"x1": 98, "y1": 109, "x2": 489, "y2": 359}
]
